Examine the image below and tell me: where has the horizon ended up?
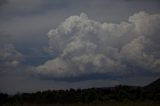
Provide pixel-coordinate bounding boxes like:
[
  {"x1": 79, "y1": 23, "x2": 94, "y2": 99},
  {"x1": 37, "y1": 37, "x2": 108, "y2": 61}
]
[{"x1": 1, "y1": 77, "x2": 160, "y2": 95}]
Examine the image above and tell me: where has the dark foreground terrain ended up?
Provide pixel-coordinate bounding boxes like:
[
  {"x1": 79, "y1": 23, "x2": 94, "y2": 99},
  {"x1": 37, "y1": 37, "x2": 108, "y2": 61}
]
[
  {"x1": 1, "y1": 78, "x2": 160, "y2": 106},
  {"x1": 2, "y1": 101, "x2": 160, "y2": 106}
]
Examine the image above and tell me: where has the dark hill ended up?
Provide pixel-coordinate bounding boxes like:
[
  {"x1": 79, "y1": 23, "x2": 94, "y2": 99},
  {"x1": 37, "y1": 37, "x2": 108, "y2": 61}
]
[
  {"x1": 1, "y1": 78, "x2": 160, "y2": 105},
  {"x1": 144, "y1": 78, "x2": 160, "y2": 92}
]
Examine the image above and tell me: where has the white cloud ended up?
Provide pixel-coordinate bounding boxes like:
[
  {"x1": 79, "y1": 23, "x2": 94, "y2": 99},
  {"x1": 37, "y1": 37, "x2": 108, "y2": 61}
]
[{"x1": 35, "y1": 11, "x2": 160, "y2": 78}]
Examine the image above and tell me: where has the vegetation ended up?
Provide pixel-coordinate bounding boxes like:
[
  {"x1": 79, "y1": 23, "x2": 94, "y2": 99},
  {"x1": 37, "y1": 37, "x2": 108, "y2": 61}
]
[{"x1": 0, "y1": 78, "x2": 160, "y2": 106}]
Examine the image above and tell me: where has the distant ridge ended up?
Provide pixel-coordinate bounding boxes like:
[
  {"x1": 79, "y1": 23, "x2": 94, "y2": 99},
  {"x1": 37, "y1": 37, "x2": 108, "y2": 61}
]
[{"x1": 1, "y1": 78, "x2": 160, "y2": 105}]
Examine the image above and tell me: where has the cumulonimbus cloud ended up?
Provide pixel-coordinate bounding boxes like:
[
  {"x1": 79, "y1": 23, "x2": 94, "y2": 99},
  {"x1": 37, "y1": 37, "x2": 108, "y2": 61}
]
[{"x1": 34, "y1": 11, "x2": 160, "y2": 78}]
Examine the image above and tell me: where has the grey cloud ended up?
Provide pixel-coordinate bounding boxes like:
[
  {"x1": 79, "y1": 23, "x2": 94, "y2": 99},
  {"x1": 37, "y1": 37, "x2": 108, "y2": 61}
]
[
  {"x1": 0, "y1": 31, "x2": 23, "y2": 74},
  {"x1": 0, "y1": 31, "x2": 11, "y2": 45},
  {"x1": 125, "y1": 0, "x2": 160, "y2": 2},
  {"x1": 34, "y1": 11, "x2": 160, "y2": 78},
  {"x1": 5, "y1": 0, "x2": 43, "y2": 12},
  {"x1": 0, "y1": 0, "x2": 71, "y2": 17},
  {"x1": 0, "y1": 44, "x2": 23, "y2": 72},
  {"x1": 0, "y1": 0, "x2": 7, "y2": 6}
]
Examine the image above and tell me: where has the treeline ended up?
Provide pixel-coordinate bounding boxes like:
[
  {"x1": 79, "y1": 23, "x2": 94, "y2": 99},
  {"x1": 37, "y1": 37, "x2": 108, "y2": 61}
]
[{"x1": 0, "y1": 85, "x2": 160, "y2": 105}]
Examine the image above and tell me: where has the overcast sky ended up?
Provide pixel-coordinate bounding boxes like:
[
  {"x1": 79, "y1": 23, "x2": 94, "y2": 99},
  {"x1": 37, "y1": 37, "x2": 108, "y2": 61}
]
[{"x1": 0, "y1": 0, "x2": 160, "y2": 94}]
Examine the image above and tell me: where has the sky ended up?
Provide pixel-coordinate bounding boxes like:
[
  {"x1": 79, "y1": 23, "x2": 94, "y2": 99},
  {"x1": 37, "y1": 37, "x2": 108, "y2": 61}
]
[{"x1": 0, "y1": 0, "x2": 160, "y2": 94}]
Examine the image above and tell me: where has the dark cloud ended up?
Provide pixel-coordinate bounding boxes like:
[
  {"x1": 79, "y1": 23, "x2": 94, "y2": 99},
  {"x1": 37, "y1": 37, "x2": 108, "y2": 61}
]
[
  {"x1": 0, "y1": 0, "x2": 7, "y2": 7},
  {"x1": 124, "y1": 0, "x2": 160, "y2": 2},
  {"x1": 0, "y1": 31, "x2": 10, "y2": 45}
]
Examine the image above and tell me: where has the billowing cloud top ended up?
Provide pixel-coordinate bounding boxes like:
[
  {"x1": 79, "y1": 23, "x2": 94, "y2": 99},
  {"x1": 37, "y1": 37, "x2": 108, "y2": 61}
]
[{"x1": 35, "y1": 11, "x2": 160, "y2": 78}]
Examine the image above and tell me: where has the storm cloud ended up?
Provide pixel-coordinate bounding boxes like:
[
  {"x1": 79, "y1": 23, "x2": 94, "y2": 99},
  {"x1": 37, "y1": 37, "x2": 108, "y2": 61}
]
[
  {"x1": 34, "y1": 11, "x2": 160, "y2": 78},
  {"x1": 1, "y1": 0, "x2": 160, "y2": 93}
]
